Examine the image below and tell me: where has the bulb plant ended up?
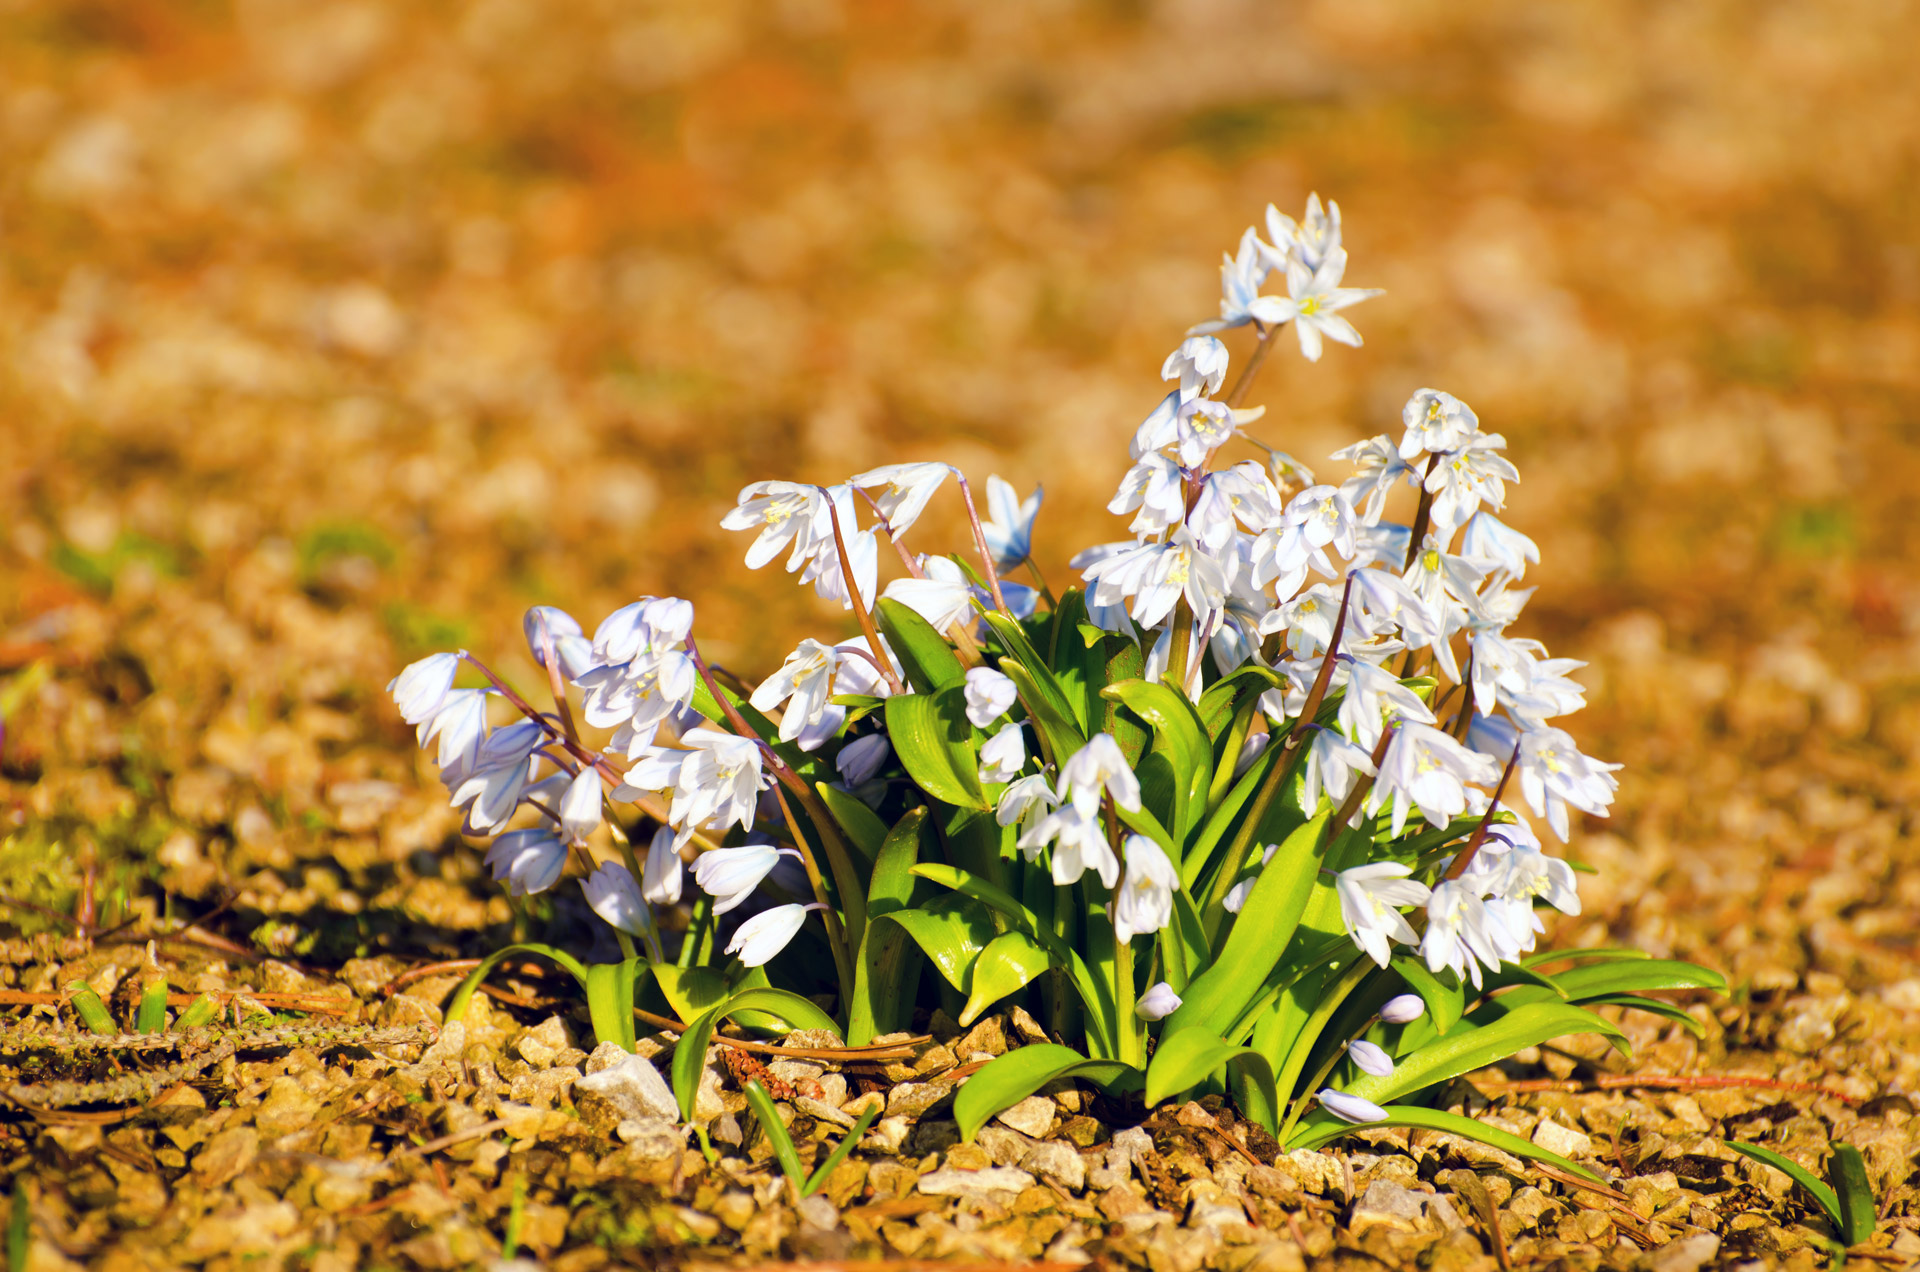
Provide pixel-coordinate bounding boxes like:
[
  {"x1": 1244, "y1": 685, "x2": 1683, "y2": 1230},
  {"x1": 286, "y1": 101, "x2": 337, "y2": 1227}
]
[{"x1": 390, "y1": 195, "x2": 1721, "y2": 1168}]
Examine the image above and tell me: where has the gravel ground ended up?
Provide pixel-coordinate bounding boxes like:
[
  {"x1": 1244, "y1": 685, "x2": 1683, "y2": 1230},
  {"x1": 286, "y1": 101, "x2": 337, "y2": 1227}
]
[{"x1": 3, "y1": 0, "x2": 1919, "y2": 1267}]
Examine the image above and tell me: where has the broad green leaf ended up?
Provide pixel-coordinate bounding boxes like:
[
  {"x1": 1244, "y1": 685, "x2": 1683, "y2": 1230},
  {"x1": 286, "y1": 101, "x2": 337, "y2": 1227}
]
[
  {"x1": 1164, "y1": 890, "x2": 1209, "y2": 993},
  {"x1": 447, "y1": 943, "x2": 590, "y2": 1023},
  {"x1": 723, "y1": 987, "x2": 843, "y2": 1037},
  {"x1": 1829, "y1": 1143, "x2": 1876, "y2": 1246},
  {"x1": 1198, "y1": 665, "x2": 1286, "y2": 742},
  {"x1": 960, "y1": 931, "x2": 1053, "y2": 1026},
  {"x1": 1392, "y1": 956, "x2": 1465, "y2": 1035},
  {"x1": 1725, "y1": 1141, "x2": 1845, "y2": 1235},
  {"x1": 1113, "y1": 796, "x2": 1176, "y2": 856},
  {"x1": 997, "y1": 656, "x2": 1087, "y2": 762},
  {"x1": 876, "y1": 597, "x2": 967, "y2": 693},
  {"x1": 1097, "y1": 638, "x2": 1150, "y2": 766},
  {"x1": 1548, "y1": 959, "x2": 1726, "y2": 999},
  {"x1": 1343, "y1": 1001, "x2": 1628, "y2": 1107},
  {"x1": 1103, "y1": 679, "x2": 1214, "y2": 840},
  {"x1": 1166, "y1": 809, "x2": 1332, "y2": 1037},
  {"x1": 652, "y1": 965, "x2": 731, "y2": 1026},
  {"x1": 878, "y1": 896, "x2": 997, "y2": 993},
  {"x1": 1522, "y1": 947, "x2": 1653, "y2": 969},
  {"x1": 744, "y1": 1079, "x2": 808, "y2": 1195},
  {"x1": 884, "y1": 689, "x2": 989, "y2": 810},
  {"x1": 1181, "y1": 741, "x2": 1283, "y2": 891},
  {"x1": 136, "y1": 977, "x2": 169, "y2": 1034},
  {"x1": 1145, "y1": 1025, "x2": 1279, "y2": 1114},
  {"x1": 584, "y1": 960, "x2": 644, "y2": 1051},
  {"x1": 672, "y1": 1005, "x2": 723, "y2": 1123},
  {"x1": 1044, "y1": 589, "x2": 1096, "y2": 731},
  {"x1": 849, "y1": 807, "x2": 930, "y2": 1045},
  {"x1": 1288, "y1": 1106, "x2": 1603, "y2": 1183},
  {"x1": 814, "y1": 781, "x2": 887, "y2": 873},
  {"x1": 952, "y1": 1044, "x2": 1141, "y2": 1141}
]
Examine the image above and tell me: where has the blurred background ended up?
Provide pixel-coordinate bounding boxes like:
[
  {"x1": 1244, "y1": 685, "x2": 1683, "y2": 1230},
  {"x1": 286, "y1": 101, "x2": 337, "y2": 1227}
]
[{"x1": 2, "y1": 0, "x2": 1917, "y2": 1001}]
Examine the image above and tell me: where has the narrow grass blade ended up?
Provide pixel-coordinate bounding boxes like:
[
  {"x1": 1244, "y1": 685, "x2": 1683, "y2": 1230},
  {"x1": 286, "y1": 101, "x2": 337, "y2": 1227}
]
[
  {"x1": 1826, "y1": 1143, "x2": 1876, "y2": 1246},
  {"x1": 175, "y1": 993, "x2": 219, "y2": 1030},
  {"x1": 136, "y1": 978, "x2": 169, "y2": 1034},
  {"x1": 1725, "y1": 1141, "x2": 1844, "y2": 1233},
  {"x1": 67, "y1": 984, "x2": 115, "y2": 1035},
  {"x1": 743, "y1": 1079, "x2": 807, "y2": 1198},
  {"x1": 804, "y1": 1102, "x2": 882, "y2": 1197}
]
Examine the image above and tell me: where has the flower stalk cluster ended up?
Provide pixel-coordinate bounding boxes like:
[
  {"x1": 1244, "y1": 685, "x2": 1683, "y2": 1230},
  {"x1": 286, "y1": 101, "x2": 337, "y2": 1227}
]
[{"x1": 391, "y1": 195, "x2": 1718, "y2": 1154}]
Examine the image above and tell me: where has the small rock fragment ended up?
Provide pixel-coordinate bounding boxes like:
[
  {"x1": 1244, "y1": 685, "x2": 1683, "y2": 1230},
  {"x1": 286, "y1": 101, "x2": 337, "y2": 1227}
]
[
  {"x1": 917, "y1": 1165, "x2": 1035, "y2": 1204},
  {"x1": 995, "y1": 1094, "x2": 1057, "y2": 1138},
  {"x1": 1532, "y1": 1116, "x2": 1593, "y2": 1159},
  {"x1": 574, "y1": 1051, "x2": 677, "y2": 1122},
  {"x1": 1349, "y1": 1179, "x2": 1427, "y2": 1235},
  {"x1": 1639, "y1": 1232, "x2": 1720, "y2": 1272},
  {"x1": 1020, "y1": 1139, "x2": 1087, "y2": 1192}
]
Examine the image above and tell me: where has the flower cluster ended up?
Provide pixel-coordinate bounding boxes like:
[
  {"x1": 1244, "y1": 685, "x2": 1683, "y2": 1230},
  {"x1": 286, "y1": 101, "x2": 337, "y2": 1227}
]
[{"x1": 390, "y1": 194, "x2": 1700, "y2": 1151}]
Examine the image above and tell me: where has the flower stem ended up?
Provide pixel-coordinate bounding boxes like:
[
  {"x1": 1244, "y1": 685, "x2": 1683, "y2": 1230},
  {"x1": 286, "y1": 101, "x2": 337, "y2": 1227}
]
[
  {"x1": 1223, "y1": 321, "x2": 1274, "y2": 409},
  {"x1": 823, "y1": 493, "x2": 908, "y2": 696},
  {"x1": 1442, "y1": 741, "x2": 1520, "y2": 883},
  {"x1": 1166, "y1": 600, "x2": 1195, "y2": 698},
  {"x1": 771, "y1": 785, "x2": 857, "y2": 995},
  {"x1": 953, "y1": 472, "x2": 1011, "y2": 617}
]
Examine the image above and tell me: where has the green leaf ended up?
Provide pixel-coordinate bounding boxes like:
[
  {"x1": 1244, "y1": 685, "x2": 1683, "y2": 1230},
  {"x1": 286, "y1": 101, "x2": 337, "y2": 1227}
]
[
  {"x1": 136, "y1": 977, "x2": 169, "y2": 1034},
  {"x1": 1828, "y1": 1143, "x2": 1877, "y2": 1246},
  {"x1": 444, "y1": 944, "x2": 587, "y2": 1022},
  {"x1": 880, "y1": 894, "x2": 996, "y2": 993},
  {"x1": 745, "y1": 1079, "x2": 808, "y2": 1196},
  {"x1": 805, "y1": 1101, "x2": 884, "y2": 1197},
  {"x1": 652, "y1": 965, "x2": 731, "y2": 1027},
  {"x1": 1289, "y1": 1105, "x2": 1604, "y2": 1183},
  {"x1": 884, "y1": 690, "x2": 989, "y2": 810},
  {"x1": 8, "y1": 1186, "x2": 27, "y2": 1272},
  {"x1": 1576, "y1": 994, "x2": 1708, "y2": 1037},
  {"x1": 673, "y1": 1005, "x2": 723, "y2": 1123},
  {"x1": 1145, "y1": 1025, "x2": 1279, "y2": 1114},
  {"x1": 952, "y1": 1044, "x2": 1141, "y2": 1141},
  {"x1": 814, "y1": 781, "x2": 887, "y2": 874},
  {"x1": 584, "y1": 960, "x2": 644, "y2": 1051},
  {"x1": 1198, "y1": 665, "x2": 1286, "y2": 741},
  {"x1": 723, "y1": 988, "x2": 842, "y2": 1037},
  {"x1": 1103, "y1": 679, "x2": 1213, "y2": 840},
  {"x1": 1166, "y1": 809, "x2": 1332, "y2": 1038},
  {"x1": 1548, "y1": 959, "x2": 1726, "y2": 999},
  {"x1": 175, "y1": 993, "x2": 218, "y2": 1030},
  {"x1": 1725, "y1": 1141, "x2": 1845, "y2": 1235},
  {"x1": 68, "y1": 984, "x2": 115, "y2": 1035},
  {"x1": 960, "y1": 931, "x2": 1053, "y2": 1027},
  {"x1": 1344, "y1": 1001, "x2": 1629, "y2": 1107},
  {"x1": 849, "y1": 807, "x2": 930, "y2": 1045},
  {"x1": 1392, "y1": 956, "x2": 1465, "y2": 1036},
  {"x1": 999, "y1": 657, "x2": 1087, "y2": 764},
  {"x1": 1522, "y1": 947, "x2": 1653, "y2": 969},
  {"x1": 877, "y1": 597, "x2": 967, "y2": 693}
]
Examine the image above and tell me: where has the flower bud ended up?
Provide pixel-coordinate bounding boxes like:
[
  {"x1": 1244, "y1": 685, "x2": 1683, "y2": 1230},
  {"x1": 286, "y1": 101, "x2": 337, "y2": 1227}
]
[
  {"x1": 1136, "y1": 982, "x2": 1183, "y2": 1021},
  {"x1": 1347, "y1": 1039, "x2": 1395, "y2": 1077},
  {"x1": 558, "y1": 768, "x2": 602, "y2": 844},
  {"x1": 1379, "y1": 993, "x2": 1426, "y2": 1024},
  {"x1": 1317, "y1": 1089, "x2": 1388, "y2": 1124}
]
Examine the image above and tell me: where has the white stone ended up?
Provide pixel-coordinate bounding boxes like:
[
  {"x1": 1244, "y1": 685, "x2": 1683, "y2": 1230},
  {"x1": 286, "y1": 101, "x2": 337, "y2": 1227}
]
[
  {"x1": 575, "y1": 1050, "x2": 678, "y2": 1122},
  {"x1": 916, "y1": 1165, "x2": 1035, "y2": 1204},
  {"x1": 1531, "y1": 1116, "x2": 1594, "y2": 1159},
  {"x1": 1019, "y1": 1139, "x2": 1086, "y2": 1192},
  {"x1": 994, "y1": 1094, "x2": 1057, "y2": 1138}
]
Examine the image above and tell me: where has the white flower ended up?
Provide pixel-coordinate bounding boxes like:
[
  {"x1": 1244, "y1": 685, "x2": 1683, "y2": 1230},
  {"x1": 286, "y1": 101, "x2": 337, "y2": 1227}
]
[
  {"x1": 1318, "y1": 1089, "x2": 1387, "y2": 1124},
  {"x1": 1403, "y1": 536, "x2": 1487, "y2": 623},
  {"x1": 624, "y1": 727, "x2": 766, "y2": 838},
  {"x1": 390, "y1": 652, "x2": 461, "y2": 726},
  {"x1": 1266, "y1": 193, "x2": 1341, "y2": 274},
  {"x1": 1424, "y1": 433, "x2": 1519, "y2": 533},
  {"x1": 484, "y1": 828, "x2": 567, "y2": 896},
  {"x1": 576, "y1": 647, "x2": 699, "y2": 746},
  {"x1": 751, "y1": 639, "x2": 859, "y2": 748},
  {"x1": 1379, "y1": 993, "x2": 1426, "y2": 1024},
  {"x1": 727, "y1": 902, "x2": 822, "y2": 967},
  {"x1": 978, "y1": 722, "x2": 1028, "y2": 784},
  {"x1": 982, "y1": 475, "x2": 1043, "y2": 571},
  {"x1": 450, "y1": 720, "x2": 544, "y2": 833},
  {"x1": 692, "y1": 842, "x2": 798, "y2": 914},
  {"x1": 850, "y1": 462, "x2": 951, "y2": 539},
  {"x1": 1459, "y1": 511, "x2": 1540, "y2": 581},
  {"x1": 1348, "y1": 1039, "x2": 1395, "y2": 1077},
  {"x1": 1368, "y1": 721, "x2": 1503, "y2": 837},
  {"x1": 1172, "y1": 399, "x2": 1262, "y2": 468},
  {"x1": 641, "y1": 825, "x2": 684, "y2": 904},
  {"x1": 1082, "y1": 528, "x2": 1228, "y2": 630},
  {"x1": 1018, "y1": 802, "x2": 1121, "y2": 888},
  {"x1": 1336, "y1": 862, "x2": 1431, "y2": 967},
  {"x1": 1332, "y1": 434, "x2": 1417, "y2": 523},
  {"x1": 882, "y1": 555, "x2": 976, "y2": 633},
  {"x1": 964, "y1": 667, "x2": 1019, "y2": 728},
  {"x1": 589, "y1": 596, "x2": 694, "y2": 668},
  {"x1": 1188, "y1": 226, "x2": 1273, "y2": 335},
  {"x1": 796, "y1": 490, "x2": 878, "y2": 610},
  {"x1": 835, "y1": 734, "x2": 891, "y2": 787},
  {"x1": 1112, "y1": 835, "x2": 1178, "y2": 944},
  {"x1": 1348, "y1": 521, "x2": 1413, "y2": 573},
  {"x1": 1513, "y1": 725, "x2": 1621, "y2": 842},
  {"x1": 1136, "y1": 982, "x2": 1183, "y2": 1021},
  {"x1": 720, "y1": 481, "x2": 830, "y2": 571},
  {"x1": 1336, "y1": 658, "x2": 1437, "y2": 751},
  {"x1": 1162, "y1": 335, "x2": 1229, "y2": 402},
  {"x1": 558, "y1": 767, "x2": 603, "y2": 844},
  {"x1": 1299, "y1": 727, "x2": 1378, "y2": 814},
  {"x1": 523, "y1": 607, "x2": 594, "y2": 679},
  {"x1": 1250, "y1": 247, "x2": 1382, "y2": 362},
  {"x1": 1265, "y1": 583, "x2": 1352, "y2": 658},
  {"x1": 420, "y1": 688, "x2": 490, "y2": 783},
  {"x1": 1422, "y1": 879, "x2": 1509, "y2": 989},
  {"x1": 1348, "y1": 567, "x2": 1440, "y2": 648},
  {"x1": 1057, "y1": 733, "x2": 1142, "y2": 814},
  {"x1": 1398, "y1": 389, "x2": 1481, "y2": 461},
  {"x1": 582, "y1": 862, "x2": 648, "y2": 935},
  {"x1": 1108, "y1": 451, "x2": 1188, "y2": 537},
  {"x1": 998, "y1": 773, "x2": 1060, "y2": 840}
]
